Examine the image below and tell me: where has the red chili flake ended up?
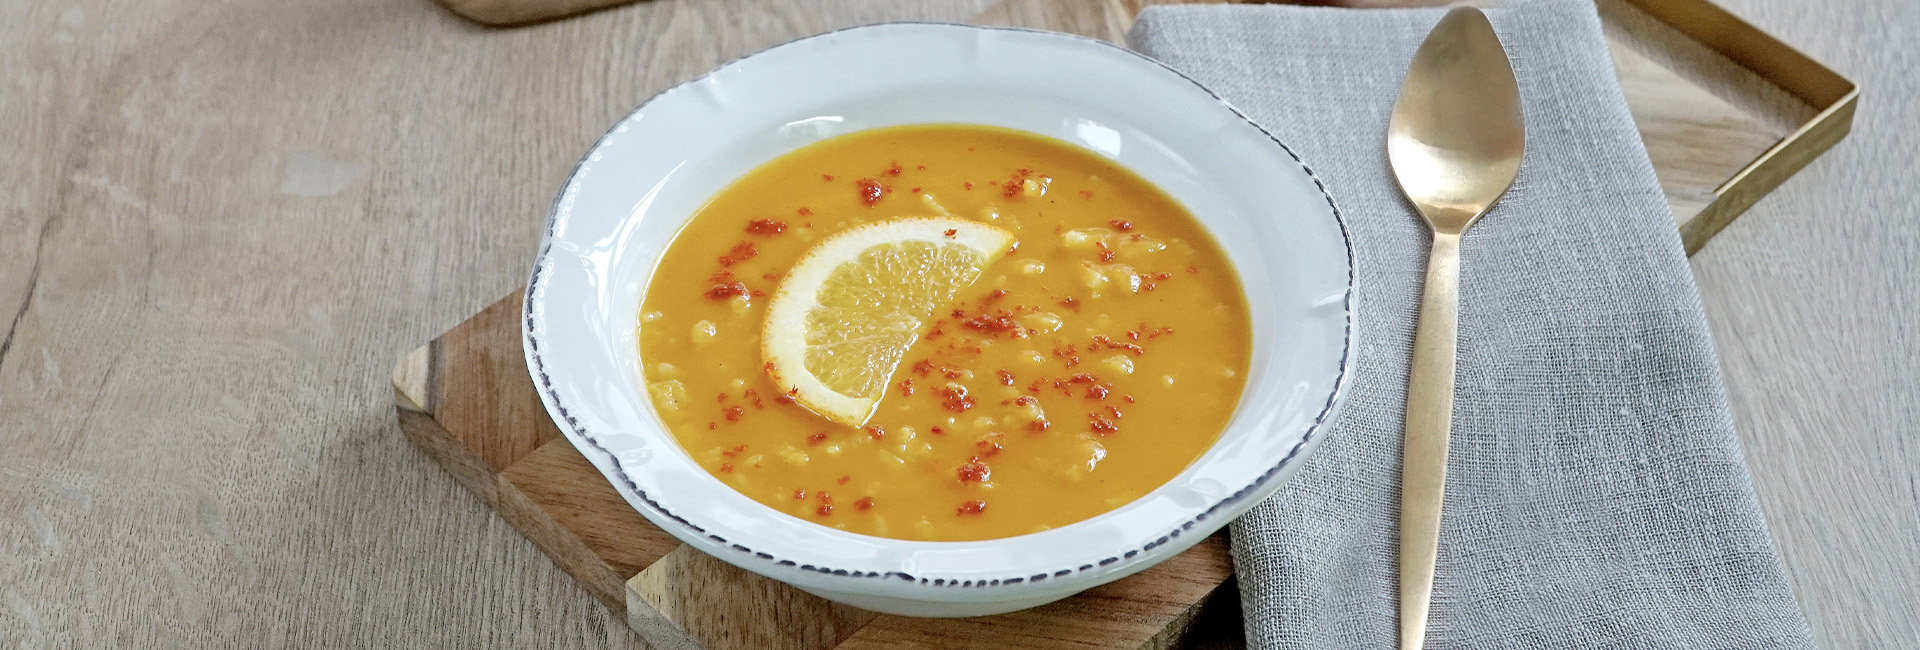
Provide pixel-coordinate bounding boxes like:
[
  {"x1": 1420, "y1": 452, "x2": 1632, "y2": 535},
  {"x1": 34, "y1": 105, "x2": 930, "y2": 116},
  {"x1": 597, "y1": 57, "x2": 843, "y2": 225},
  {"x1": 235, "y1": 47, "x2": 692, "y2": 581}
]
[
  {"x1": 898, "y1": 378, "x2": 915, "y2": 397},
  {"x1": 963, "y1": 181, "x2": 974, "y2": 190},
  {"x1": 743, "y1": 388, "x2": 763, "y2": 409},
  {"x1": 1139, "y1": 271, "x2": 1173, "y2": 291},
  {"x1": 1026, "y1": 419, "x2": 1051, "y2": 432},
  {"x1": 997, "y1": 370, "x2": 1015, "y2": 386},
  {"x1": 746, "y1": 218, "x2": 787, "y2": 235},
  {"x1": 793, "y1": 489, "x2": 807, "y2": 500},
  {"x1": 957, "y1": 500, "x2": 987, "y2": 516},
  {"x1": 722, "y1": 445, "x2": 746, "y2": 457},
  {"x1": 765, "y1": 362, "x2": 778, "y2": 374},
  {"x1": 866, "y1": 425, "x2": 886, "y2": 440},
  {"x1": 719, "y1": 462, "x2": 732, "y2": 472},
  {"x1": 804, "y1": 432, "x2": 829, "y2": 446},
  {"x1": 1127, "y1": 330, "x2": 1141, "y2": 341},
  {"x1": 837, "y1": 475, "x2": 850, "y2": 485},
  {"x1": 938, "y1": 384, "x2": 976, "y2": 412},
  {"x1": 962, "y1": 313, "x2": 1019, "y2": 334},
  {"x1": 1148, "y1": 327, "x2": 1176, "y2": 340},
  {"x1": 717, "y1": 392, "x2": 729, "y2": 402},
  {"x1": 1014, "y1": 395, "x2": 1036, "y2": 406},
  {"x1": 1109, "y1": 219, "x2": 1134, "y2": 231},
  {"x1": 706, "y1": 281, "x2": 750, "y2": 301},
  {"x1": 1097, "y1": 242, "x2": 1115, "y2": 263},
  {"x1": 709, "y1": 269, "x2": 735, "y2": 283},
  {"x1": 1079, "y1": 190, "x2": 1094, "y2": 199},
  {"x1": 886, "y1": 161, "x2": 903, "y2": 176},
  {"x1": 1065, "y1": 373, "x2": 1098, "y2": 384},
  {"x1": 943, "y1": 228, "x2": 958, "y2": 238},
  {"x1": 817, "y1": 503, "x2": 834, "y2": 516},
  {"x1": 798, "y1": 207, "x2": 814, "y2": 216},
  {"x1": 1106, "y1": 405, "x2": 1124, "y2": 419},
  {"x1": 975, "y1": 440, "x2": 1003, "y2": 457},
  {"x1": 708, "y1": 422, "x2": 718, "y2": 430},
  {"x1": 855, "y1": 497, "x2": 874, "y2": 511},
  {"x1": 951, "y1": 308, "x2": 966, "y2": 319},
  {"x1": 930, "y1": 426, "x2": 945, "y2": 435},
  {"x1": 717, "y1": 241, "x2": 758, "y2": 267},
  {"x1": 926, "y1": 322, "x2": 946, "y2": 340},
  {"x1": 916, "y1": 165, "x2": 927, "y2": 171},
  {"x1": 1123, "y1": 395, "x2": 1136, "y2": 404},
  {"x1": 911, "y1": 186, "x2": 922, "y2": 193},
  {"x1": 1086, "y1": 385, "x2": 1109, "y2": 400},
  {"x1": 986, "y1": 288, "x2": 1010, "y2": 303},
  {"x1": 1093, "y1": 335, "x2": 1145, "y2": 356},
  {"x1": 1186, "y1": 264, "x2": 1198, "y2": 274},
  {"x1": 856, "y1": 178, "x2": 884, "y2": 206},
  {"x1": 1008, "y1": 241, "x2": 1020, "y2": 254},
  {"x1": 1089, "y1": 412, "x2": 1119, "y2": 434},
  {"x1": 1059, "y1": 297, "x2": 1080, "y2": 311},
  {"x1": 822, "y1": 174, "x2": 835, "y2": 181},
  {"x1": 957, "y1": 458, "x2": 991, "y2": 483},
  {"x1": 722, "y1": 406, "x2": 744, "y2": 422},
  {"x1": 911, "y1": 360, "x2": 934, "y2": 377}
]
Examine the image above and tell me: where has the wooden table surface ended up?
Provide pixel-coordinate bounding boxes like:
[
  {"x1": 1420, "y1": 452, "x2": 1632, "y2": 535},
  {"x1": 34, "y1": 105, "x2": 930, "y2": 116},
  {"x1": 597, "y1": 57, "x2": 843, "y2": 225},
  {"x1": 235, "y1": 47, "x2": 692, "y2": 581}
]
[{"x1": 1, "y1": 0, "x2": 1913, "y2": 646}]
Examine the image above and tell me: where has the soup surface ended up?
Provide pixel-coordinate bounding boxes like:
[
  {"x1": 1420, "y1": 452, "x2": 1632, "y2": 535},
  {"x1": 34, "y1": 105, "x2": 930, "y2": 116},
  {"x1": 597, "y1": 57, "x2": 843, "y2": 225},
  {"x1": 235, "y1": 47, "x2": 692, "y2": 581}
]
[{"x1": 637, "y1": 124, "x2": 1250, "y2": 541}]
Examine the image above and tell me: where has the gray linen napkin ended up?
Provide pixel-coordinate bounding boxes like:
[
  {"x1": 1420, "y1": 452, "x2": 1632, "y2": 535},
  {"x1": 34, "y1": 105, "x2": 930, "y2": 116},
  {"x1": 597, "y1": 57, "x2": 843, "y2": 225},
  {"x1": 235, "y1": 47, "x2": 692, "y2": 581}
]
[{"x1": 1129, "y1": 2, "x2": 1815, "y2": 648}]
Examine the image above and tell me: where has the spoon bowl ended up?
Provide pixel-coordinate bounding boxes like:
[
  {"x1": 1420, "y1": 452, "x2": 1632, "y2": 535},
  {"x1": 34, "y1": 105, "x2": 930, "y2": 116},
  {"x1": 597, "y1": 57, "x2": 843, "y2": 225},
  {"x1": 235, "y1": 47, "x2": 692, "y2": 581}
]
[{"x1": 1389, "y1": 7, "x2": 1525, "y2": 232}]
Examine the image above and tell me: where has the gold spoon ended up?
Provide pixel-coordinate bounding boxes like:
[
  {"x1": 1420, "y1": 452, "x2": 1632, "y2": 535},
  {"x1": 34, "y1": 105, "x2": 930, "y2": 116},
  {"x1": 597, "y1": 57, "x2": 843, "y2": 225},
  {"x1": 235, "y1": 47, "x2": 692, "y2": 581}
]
[{"x1": 1387, "y1": 7, "x2": 1524, "y2": 650}]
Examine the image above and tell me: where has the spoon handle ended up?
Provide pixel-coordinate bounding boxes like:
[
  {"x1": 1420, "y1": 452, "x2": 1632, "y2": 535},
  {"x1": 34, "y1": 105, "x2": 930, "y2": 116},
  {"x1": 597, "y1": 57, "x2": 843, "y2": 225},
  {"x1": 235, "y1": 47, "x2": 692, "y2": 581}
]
[{"x1": 1400, "y1": 230, "x2": 1461, "y2": 650}]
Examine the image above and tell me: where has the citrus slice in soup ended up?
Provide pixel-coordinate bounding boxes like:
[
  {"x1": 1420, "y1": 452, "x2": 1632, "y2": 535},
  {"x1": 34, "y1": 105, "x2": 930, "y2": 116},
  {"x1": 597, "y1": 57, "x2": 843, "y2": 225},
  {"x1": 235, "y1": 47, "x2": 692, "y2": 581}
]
[{"x1": 762, "y1": 217, "x2": 1015, "y2": 427}]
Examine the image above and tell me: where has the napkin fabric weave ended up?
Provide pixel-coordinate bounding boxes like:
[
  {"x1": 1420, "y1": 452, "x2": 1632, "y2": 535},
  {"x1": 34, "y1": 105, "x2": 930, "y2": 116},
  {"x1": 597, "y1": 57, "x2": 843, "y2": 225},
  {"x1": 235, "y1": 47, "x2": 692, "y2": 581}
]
[{"x1": 1129, "y1": 2, "x2": 1815, "y2": 648}]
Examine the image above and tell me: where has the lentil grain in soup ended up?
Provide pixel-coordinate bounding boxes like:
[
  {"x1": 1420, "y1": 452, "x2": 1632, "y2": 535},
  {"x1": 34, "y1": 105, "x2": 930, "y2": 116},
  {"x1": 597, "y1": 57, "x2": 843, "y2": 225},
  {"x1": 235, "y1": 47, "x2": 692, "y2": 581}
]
[{"x1": 637, "y1": 124, "x2": 1251, "y2": 541}]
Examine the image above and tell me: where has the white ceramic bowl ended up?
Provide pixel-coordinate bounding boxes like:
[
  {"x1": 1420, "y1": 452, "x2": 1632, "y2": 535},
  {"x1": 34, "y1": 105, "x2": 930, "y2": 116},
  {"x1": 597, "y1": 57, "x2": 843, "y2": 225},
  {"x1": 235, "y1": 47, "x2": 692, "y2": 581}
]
[{"x1": 523, "y1": 23, "x2": 1353, "y2": 617}]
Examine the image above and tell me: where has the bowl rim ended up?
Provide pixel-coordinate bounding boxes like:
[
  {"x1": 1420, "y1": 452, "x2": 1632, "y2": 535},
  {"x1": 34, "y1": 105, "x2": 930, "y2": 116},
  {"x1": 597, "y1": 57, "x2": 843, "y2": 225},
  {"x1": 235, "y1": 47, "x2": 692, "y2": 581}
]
[{"x1": 521, "y1": 21, "x2": 1355, "y2": 593}]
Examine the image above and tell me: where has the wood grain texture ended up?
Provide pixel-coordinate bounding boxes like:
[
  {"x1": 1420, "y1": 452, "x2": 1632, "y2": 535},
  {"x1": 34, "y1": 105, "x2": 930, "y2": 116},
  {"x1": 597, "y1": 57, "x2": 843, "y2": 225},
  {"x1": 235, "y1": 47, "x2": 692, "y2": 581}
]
[
  {"x1": 628, "y1": 546, "x2": 880, "y2": 650},
  {"x1": 1683, "y1": 1, "x2": 1920, "y2": 648},
  {"x1": 0, "y1": 0, "x2": 1911, "y2": 649}
]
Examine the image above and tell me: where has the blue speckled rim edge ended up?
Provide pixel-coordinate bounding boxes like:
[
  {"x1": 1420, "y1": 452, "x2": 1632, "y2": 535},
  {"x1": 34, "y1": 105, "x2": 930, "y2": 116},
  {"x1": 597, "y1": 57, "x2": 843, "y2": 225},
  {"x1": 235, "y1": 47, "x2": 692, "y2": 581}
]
[{"x1": 521, "y1": 22, "x2": 1356, "y2": 589}]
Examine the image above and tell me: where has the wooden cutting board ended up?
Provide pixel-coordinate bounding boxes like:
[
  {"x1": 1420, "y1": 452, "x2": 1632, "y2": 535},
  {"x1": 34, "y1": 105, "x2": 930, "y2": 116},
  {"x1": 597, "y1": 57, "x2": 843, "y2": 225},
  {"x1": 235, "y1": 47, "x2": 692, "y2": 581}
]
[{"x1": 393, "y1": 291, "x2": 1246, "y2": 650}]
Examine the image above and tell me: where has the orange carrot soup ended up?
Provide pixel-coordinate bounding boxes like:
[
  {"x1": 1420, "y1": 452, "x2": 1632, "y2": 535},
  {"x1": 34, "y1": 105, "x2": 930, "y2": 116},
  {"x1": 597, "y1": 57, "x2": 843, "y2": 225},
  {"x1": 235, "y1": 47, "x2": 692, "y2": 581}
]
[{"x1": 637, "y1": 124, "x2": 1251, "y2": 541}]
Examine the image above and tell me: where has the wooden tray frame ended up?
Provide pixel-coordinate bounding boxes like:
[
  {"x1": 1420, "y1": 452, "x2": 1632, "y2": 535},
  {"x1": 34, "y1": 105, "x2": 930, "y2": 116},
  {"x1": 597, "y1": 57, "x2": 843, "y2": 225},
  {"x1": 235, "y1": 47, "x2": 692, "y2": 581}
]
[{"x1": 1620, "y1": 0, "x2": 1856, "y2": 253}]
